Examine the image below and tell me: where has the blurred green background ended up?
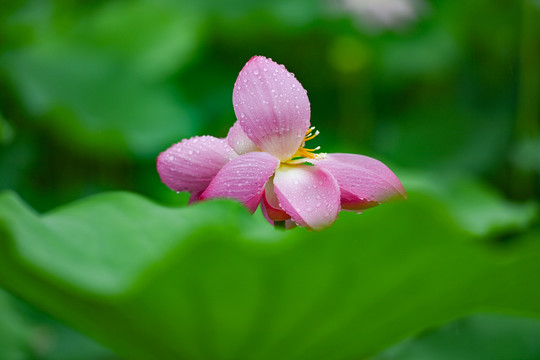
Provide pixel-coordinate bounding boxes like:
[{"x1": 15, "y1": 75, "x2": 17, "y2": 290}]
[{"x1": 1, "y1": 0, "x2": 540, "y2": 359}]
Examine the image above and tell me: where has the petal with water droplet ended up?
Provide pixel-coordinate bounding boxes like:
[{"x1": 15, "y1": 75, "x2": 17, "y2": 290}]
[
  {"x1": 157, "y1": 136, "x2": 237, "y2": 193},
  {"x1": 226, "y1": 121, "x2": 259, "y2": 155},
  {"x1": 233, "y1": 56, "x2": 311, "y2": 161},
  {"x1": 311, "y1": 153, "x2": 406, "y2": 211},
  {"x1": 273, "y1": 164, "x2": 340, "y2": 230},
  {"x1": 200, "y1": 152, "x2": 279, "y2": 213}
]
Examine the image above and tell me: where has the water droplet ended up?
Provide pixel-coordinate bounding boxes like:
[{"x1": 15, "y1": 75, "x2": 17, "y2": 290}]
[{"x1": 253, "y1": 69, "x2": 259, "y2": 75}]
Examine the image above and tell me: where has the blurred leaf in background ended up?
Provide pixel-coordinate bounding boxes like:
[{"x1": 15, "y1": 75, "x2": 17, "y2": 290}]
[
  {"x1": 0, "y1": 0, "x2": 203, "y2": 159},
  {"x1": 0, "y1": 290, "x2": 30, "y2": 360},
  {"x1": 378, "y1": 314, "x2": 540, "y2": 360},
  {"x1": 0, "y1": 289, "x2": 117, "y2": 360},
  {"x1": 0, "y1": 112, "x2": 15, "y2": 145},
  {"x1": 403, "y1": 173, "x2": 538, "y2": 237},
  {"x1": 512, "y1": 137, "x2": 540, "y2": 174}
]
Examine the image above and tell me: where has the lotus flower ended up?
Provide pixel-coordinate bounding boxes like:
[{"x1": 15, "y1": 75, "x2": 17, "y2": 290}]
[
  {"x1": 157, "y1": 56, "x2": 406, "y2": 230},
  {"x1": 340, "y1": 0, "x2": 428, "y2": 30}
]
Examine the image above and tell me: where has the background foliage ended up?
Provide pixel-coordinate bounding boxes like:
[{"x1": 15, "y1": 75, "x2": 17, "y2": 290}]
[{"x1": 0, "y1": 0, "x2": 539, "y2": 359}]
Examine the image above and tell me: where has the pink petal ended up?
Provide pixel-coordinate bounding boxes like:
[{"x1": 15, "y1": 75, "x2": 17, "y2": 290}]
[
  {"x1": 233, "y1": 56, "x2": 311, "y2": 161},
  {"x1": 263, "y1": 179, "x2": 282, "y2": 209},
  {"x1": 260, "y1": 201, "x2": 274, "y2": 225},
  {"x1": 157, "y1": 136, "x2": 237, "y2": 193},
  {"x1": 273, "y1": 165, "x2": 341, "y2": 230},
  {"x1": 262, "y1": 181, "x2": 291, "y2": 221},
  {"x1": 226, "y1": 121, "x2": 259, "y2": 155},
  {"x1": 199, "y1": 152, "x2": 279, "y2": 213},
  {"x1": 312, "y1": 153, "x2": 406, "y2": 211},
  {"x1": 188, "y1": 190, "x2": 203, "y2": 204},
  {"x1": 260, "y1": 203, "x2": 296, "y2": 229}
]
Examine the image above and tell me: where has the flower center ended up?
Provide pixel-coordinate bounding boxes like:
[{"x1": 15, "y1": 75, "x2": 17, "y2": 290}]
[{"x1": 283, "y1": 127, "x2": 326, "y2": 164}]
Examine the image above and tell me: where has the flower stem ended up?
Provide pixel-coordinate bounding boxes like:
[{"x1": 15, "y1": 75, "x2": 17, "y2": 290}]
[{"x1": 274, "y1": 221, "x2": 286, "y2": 230}]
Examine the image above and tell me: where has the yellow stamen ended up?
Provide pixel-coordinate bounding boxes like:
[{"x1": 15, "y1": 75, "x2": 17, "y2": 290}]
[
  {"x1": 304, "y1": 130, "x2": 320, "y2": 142},
  {"x1": 296, "y1": 149, "x2": 317, "y2": 159},
  {"x1": 283, "y1": 127, "x2": 323, "y2": 163}
]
